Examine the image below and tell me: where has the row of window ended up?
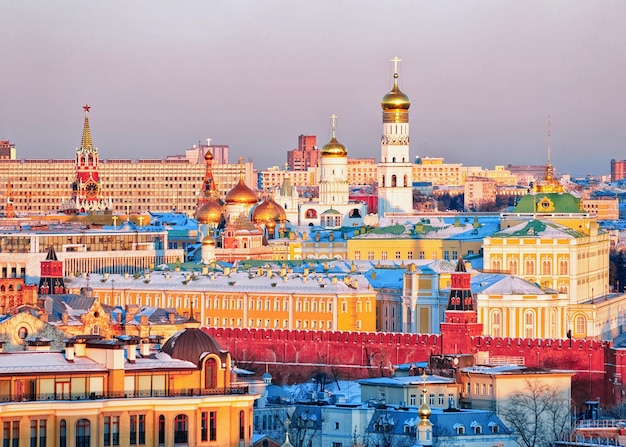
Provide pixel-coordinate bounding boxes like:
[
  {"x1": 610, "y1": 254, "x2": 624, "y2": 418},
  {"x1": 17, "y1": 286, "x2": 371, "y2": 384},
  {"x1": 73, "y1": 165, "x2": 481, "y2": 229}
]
[
  {"x1": 207, "y1": 317, "x2": 337, "y2": 331},
  {"x1": 1, "y1": 411, "x2": 243, "y2": 446},
  {"x1": 491, "y1": 259, "x2": 569, "y2": 275},
  {"x1": 354, "y1": 250, "x2": 472, "y2": 261}
]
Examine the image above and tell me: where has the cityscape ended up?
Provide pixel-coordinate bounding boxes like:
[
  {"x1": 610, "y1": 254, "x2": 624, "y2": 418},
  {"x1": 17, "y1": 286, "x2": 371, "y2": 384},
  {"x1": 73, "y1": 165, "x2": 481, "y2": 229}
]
[{"x1": 2, "y1": 2, "x2": 626, "y2": 447}]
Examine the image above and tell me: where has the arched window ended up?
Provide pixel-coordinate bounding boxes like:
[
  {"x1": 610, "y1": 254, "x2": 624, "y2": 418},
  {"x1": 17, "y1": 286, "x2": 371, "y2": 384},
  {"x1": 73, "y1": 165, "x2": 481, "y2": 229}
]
[
  {"x1": 158, "y1": 415, "x2": 165, "y2": 445},
  {"x1": 59, "y1": 419, "x2": 67, "y2": 447},
  {"x1": 205, "y1": 358, "x2": 217, "y2": 389},
  {"x1": 509, "y1": 260, "x2": 518, "y2": 275},
  {"x1": 524, "y1": 311, "x2": 535, "y2": 338},
  {"x1": 239, "y1": 410, "x2": 245, "y2": 440},
  {"x1": 575, "y1": 315, "x2": 586, "y2": 336},
  {"x1": 382, "y1": 175, "x2": 385, "y2": 186},
  {"x1": 75, "y1": 419, "x2": 90, "y2": 447},
  {"x1": 492, "y1": 259, "x2": 501, "y2": 271},
  {"x1": 305, "y1": 209, "x2": 317, "y2": 219},
  {"x1": 391, "y1": 175, "x2": 397, "y2": 187},
  {"x1": 542, "y1": 260, "x2": 552, "y2": 275},
  {"x1": 525, "y1": 259, "x2": 535, "y2": 276},
  {"x1": 491, "y1": 311, "x2": 501, "y2": 338},
  {"x1": 559, "y1": 260, "x2": 569, "y2": 275},
  {"x1": 404, "y1": 174, "x2": 408, "y2": 187},
  {"x1": 174, "y1": 414, "x2": 188, "y2": 444}
]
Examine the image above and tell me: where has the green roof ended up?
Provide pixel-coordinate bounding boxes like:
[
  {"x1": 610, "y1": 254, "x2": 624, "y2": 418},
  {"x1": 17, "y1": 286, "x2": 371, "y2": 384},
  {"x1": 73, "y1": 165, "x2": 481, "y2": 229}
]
[{"x1": 513, "y1": 192, "x2": 584, "y2": 214}]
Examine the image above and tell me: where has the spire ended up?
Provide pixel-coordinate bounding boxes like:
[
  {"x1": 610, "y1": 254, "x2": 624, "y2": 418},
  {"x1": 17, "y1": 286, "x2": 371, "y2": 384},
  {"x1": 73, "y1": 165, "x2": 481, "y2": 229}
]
[
  {"x1": 81, "y1": 104, "x2": 94, "y2": 152},
  {"x1": 547, "y1": 115, "x2": 551, "y2": 166}
]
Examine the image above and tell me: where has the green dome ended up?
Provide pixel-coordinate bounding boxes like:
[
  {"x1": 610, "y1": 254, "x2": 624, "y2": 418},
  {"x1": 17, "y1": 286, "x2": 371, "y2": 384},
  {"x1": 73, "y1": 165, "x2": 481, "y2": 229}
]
[{"x1": 513, "y1": 193, "x2": 584, "y2": 214}]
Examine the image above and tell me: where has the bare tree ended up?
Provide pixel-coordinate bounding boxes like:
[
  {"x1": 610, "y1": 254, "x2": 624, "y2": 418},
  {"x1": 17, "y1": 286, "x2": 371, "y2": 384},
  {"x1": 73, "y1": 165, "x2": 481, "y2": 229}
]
[
  {"x1": 288, "y1": 407, "x2": 326, "y2": 447},
  {"x1": 499, "y1": 379, "x2": 571, "y2": 447}
]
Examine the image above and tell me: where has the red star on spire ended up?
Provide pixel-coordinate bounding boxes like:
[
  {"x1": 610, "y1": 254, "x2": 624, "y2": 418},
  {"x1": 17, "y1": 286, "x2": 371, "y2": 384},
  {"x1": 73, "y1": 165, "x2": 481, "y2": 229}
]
[{"x1": 83, "y1": 104, "x2": 91, "y2": 112}]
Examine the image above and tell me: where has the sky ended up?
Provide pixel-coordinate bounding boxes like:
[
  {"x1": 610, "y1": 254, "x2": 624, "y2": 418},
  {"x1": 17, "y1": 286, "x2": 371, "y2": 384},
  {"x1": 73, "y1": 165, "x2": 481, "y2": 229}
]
[{"x1": 1, "y1": 1, "x2": 625, "y2": 177}]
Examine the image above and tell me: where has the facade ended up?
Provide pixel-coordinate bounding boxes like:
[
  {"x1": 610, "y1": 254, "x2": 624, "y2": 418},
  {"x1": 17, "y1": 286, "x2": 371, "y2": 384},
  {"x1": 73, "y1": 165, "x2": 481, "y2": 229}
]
[
  {"x1": 464, "y1": 176, "x2": 497, "y2": 211},
  {"x1": 0, "y1": 140, "x2": 16, "y2": 159},
  {"x1": 0, "y1": 225, "x2": 183, "y2": 283},
  {"x1": 65, "y1": 266, "x2": 378, "y2": 332},
  {"x1": 581, "y1": 197, "x2": 619, "y2": 220},
  {"x1": 347, "y1": 216, "x2": 498, "y2": 263},
  {"x1": 378, "y1": 59, "x2": 413, "y2": 218},
  {"x1": 286, "y1": 135, "x2": 319, "y2": 171},
  {"x1": 0, "y1": 326, "x2": 258, "y2": 447},
  {"x1": 611, "y1": 159, "x2": 626, "y2": 182}
]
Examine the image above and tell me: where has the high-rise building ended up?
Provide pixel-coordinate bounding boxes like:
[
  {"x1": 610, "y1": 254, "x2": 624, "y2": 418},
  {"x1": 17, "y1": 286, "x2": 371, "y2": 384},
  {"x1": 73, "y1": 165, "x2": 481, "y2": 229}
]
[
  {"x1": 377, "y1": 58, "x2": 413, "y2": 218},
  {"x1": 611, "y1": 159, "x2": 626, "y2": 182},
  {"x1": 0, "y1": 140, "x2": 15, "y2": 159},
  {"x1": 287, "y1": 134, "x2": 319, "y2": 171},
  {"x1": 0, "y1": 109, "x2": 253, "y2": 216}
]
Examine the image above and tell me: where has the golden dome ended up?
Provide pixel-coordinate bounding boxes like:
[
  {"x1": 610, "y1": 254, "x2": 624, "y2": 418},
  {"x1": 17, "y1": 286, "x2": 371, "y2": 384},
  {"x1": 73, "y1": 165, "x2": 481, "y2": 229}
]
[
  {"x1": 381, "y1": 73, "x2": 410, "y2": 110},
  {"x1": 201, "y1": 235, "x2": 215, "y2": 246},
  {"x1": 204, "y1": 150, "x2": 213, "y2": 161},
  {"x1": 321, "y1": 136, "x2": 347, "y2": 158},
  {"x1": 196, "y1": 198, "x2": 223, "y2": 225},
  {"x1": 252, "y1": 198, "x2": 287, "y2": 224},
  {"x1": 225, "y1": 178, "x2": 258, "y2": 205},
  {"x1": 418, "y1": 402, "x2": 432, "y2": 419}
]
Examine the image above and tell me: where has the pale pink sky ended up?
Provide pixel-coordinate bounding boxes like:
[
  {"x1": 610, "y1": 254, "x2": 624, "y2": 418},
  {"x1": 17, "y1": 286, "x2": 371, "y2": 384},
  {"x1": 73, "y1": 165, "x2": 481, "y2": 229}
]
[{"x1": 1, "y1": 1, "x2": 625, "y2": 176}]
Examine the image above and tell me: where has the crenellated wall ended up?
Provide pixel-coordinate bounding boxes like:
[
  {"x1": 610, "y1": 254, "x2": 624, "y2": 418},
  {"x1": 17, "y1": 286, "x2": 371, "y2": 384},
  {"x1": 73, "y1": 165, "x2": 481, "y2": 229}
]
[{"x1": 205, "y1": 327, "x2": 615, "y2": 408}]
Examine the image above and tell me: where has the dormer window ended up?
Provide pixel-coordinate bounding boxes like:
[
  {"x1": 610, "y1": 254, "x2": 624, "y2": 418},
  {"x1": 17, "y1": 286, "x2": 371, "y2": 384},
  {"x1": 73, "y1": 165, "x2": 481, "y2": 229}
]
[
  {"x1": 489, "y1": 422, "x2": 500, "y2": 433},
  {"x1": 454, "y1": 423, "x2": 465, "y2": 435}
]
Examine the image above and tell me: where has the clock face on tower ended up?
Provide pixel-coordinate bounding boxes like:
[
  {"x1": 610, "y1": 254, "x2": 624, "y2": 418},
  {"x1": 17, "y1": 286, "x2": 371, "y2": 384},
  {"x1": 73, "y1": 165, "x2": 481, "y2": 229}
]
[{"x1": 84, "y1": 181, "x2": 99, "y2": 199}]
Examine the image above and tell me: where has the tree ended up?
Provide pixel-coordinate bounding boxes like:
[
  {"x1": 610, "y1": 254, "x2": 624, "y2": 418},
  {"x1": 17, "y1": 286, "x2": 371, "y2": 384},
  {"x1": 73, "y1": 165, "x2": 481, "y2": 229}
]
[{"x1": 499, "y1": 379, "x2": 571, "y2": 447}]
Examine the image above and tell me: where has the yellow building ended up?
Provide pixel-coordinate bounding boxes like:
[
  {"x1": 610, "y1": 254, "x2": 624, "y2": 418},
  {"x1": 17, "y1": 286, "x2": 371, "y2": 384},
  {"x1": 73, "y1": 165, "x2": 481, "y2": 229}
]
[
  {"x1": 347, "y1": 217, "x2": 498, "y2": 263},
  {"x1": 65, "y1": 266, "x2": 378, "y2": 333},
  {"x1": 581, "y1": 197, "x2": 619, "y2": 220},
  {"x1": 0, "y1": 326, "x2": 259, "y2": 447}
]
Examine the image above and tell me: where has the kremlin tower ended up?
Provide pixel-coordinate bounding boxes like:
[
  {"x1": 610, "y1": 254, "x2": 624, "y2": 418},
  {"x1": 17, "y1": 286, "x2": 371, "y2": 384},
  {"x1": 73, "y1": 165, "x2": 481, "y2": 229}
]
[
  {"x1": 377, "y1": 57, "x2": 413, "y2": 218},
  {"x1": 439, "y1": 258, "x2": 483, "y2": 354},
  {"x1": 62, "y1": 105, "x2": 111, "y2": 213}
]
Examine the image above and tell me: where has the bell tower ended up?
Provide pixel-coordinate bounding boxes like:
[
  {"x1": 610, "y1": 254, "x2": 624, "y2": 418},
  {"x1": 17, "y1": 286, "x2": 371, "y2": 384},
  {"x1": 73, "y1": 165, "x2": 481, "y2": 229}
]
[{"x1": 377, "y1": 57, "x2": 413, "y2": 218}]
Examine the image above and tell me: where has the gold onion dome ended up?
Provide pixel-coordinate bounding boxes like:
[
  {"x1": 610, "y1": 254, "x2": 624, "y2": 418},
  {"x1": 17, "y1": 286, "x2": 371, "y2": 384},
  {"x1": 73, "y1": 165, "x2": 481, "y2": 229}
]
[
  {"x1": 321, "y1": 136, "x2": 347, "y2": 158},
  {"x1": 225, "y1": 178, "x2": 258, "y2": 205},
  {"x1": 201, "y1": 235, "x2": 215, "y2": 246},
  {"x1": 252, "y1": 198, "x2": 286, "y2": 224},
  {"x1": 418, "y1": 401, "x2": 432, "y2": 419},
  {"x1": 196, "y1": 198, "x2": 223, "y2": 225},
  {"x1": 381, "y1": 73, "x2": 410, "y2": 110}
]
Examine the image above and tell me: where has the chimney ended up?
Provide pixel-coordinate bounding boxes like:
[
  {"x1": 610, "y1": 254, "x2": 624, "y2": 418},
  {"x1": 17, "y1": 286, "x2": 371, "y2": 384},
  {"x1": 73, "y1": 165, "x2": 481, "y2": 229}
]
[
  {"x1": 27, "y1": 338, "x2": 52, "y2": 352},
  {"x1": 125, "y1": 305, "x2": 139, "y2": 324},
  {"x1": 62, "y1": 313, "x2": 69, "y2": 325},
  {"x1": 224, "y1": 266, "x2": 231, "y2": 276},
  {"x1": 65, "y1": 342, "x2": 75, "y2": 362},
  {"x1": 331, "y1": 277, "x2": 337, "y2": 284},
  {"x1": 140, "y1": 339, "x2": 151, "y2": 357},
  {"x1": 127, "y1": 344, "x2": 136, "y2": 364},
  {"x1": 168, "y1": 312, "x2": 175, "y2": 324}
]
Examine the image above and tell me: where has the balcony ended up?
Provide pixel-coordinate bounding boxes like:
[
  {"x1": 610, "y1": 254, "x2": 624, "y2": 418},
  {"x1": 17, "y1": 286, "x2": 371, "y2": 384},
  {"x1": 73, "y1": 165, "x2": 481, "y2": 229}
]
[{"x1": 0, "y1": 385, "x2": 249, "y2": 403}]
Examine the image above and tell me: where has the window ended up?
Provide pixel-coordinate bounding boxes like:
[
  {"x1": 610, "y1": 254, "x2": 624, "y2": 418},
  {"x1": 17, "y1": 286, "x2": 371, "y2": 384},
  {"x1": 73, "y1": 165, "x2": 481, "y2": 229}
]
[
  {"x1": 429, "y1": 394, "x2": 435, "y2": 405},
  {"x1": 130, "y1": 415, "x2": 145, "y2": 445},
  {"x1": 475, "y1": 383, "x2": 480, "y2": 394},
  {"x1": 174, "y1": 414, "x2": 188, "y2": 444},
  {"x1": 76, "y1": 419, "x2": 90, "y2": 447},
  {"x1": 332, "y1": 443, "x2": 343, "y2": 447},
  {"x1": 438, "y1": 394, "x2": 444, "y2": 405},
  {"x1": 335, "y1": 422, "x2": 340, "y2": 430},
  {"x1": 395, "y1": 251, "x2": 401, "y2": 260},
  {"x1": 452, "y1": 251, "x2": 458, "y2": 260},
  {"x1": 3, "y1": 421, "x2": 19, "y2": 447},
  {"x1": 30, "y1": 419, "x2": 46, "y2": 447},
  {"x1": 576, "y1": 315, "x2": 586, "y2": 336},
  {"x1": 444, "y1": 251, "x2": 450, "y2": 261},
  {"x1": 410, "y1": 394, "x2": 416, "y2": 406},
  {"x1": 524, "y1": 311, "x2": 535, "y2": 338},
  {"x1": 419, "y1": 251, "x2": 425, "y2": 260},
  {"x1": 239, "y1": 410, "x2": 245, "y2": 441},
  {"x1": 104, "y1": 415, "x2": 120, "y2": 446},
  {"x1": 354, "y1": 251, "x2": 361, "y2": 260},
  {"x1": 408, "y1": 251, "x2": 413, "y2": 259},
  {"x1": 59, "y1": 420, "x2": 67, "y2": 447},
  {"x1": 368, "y1": 251, "x2": 374, "y2": 261},
  {"x1": 381, "y1": 251, "x2": 388, "y2": 261},
  {"x1": 158, "y1": 415, "x2": 165, "y2": 446}
]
